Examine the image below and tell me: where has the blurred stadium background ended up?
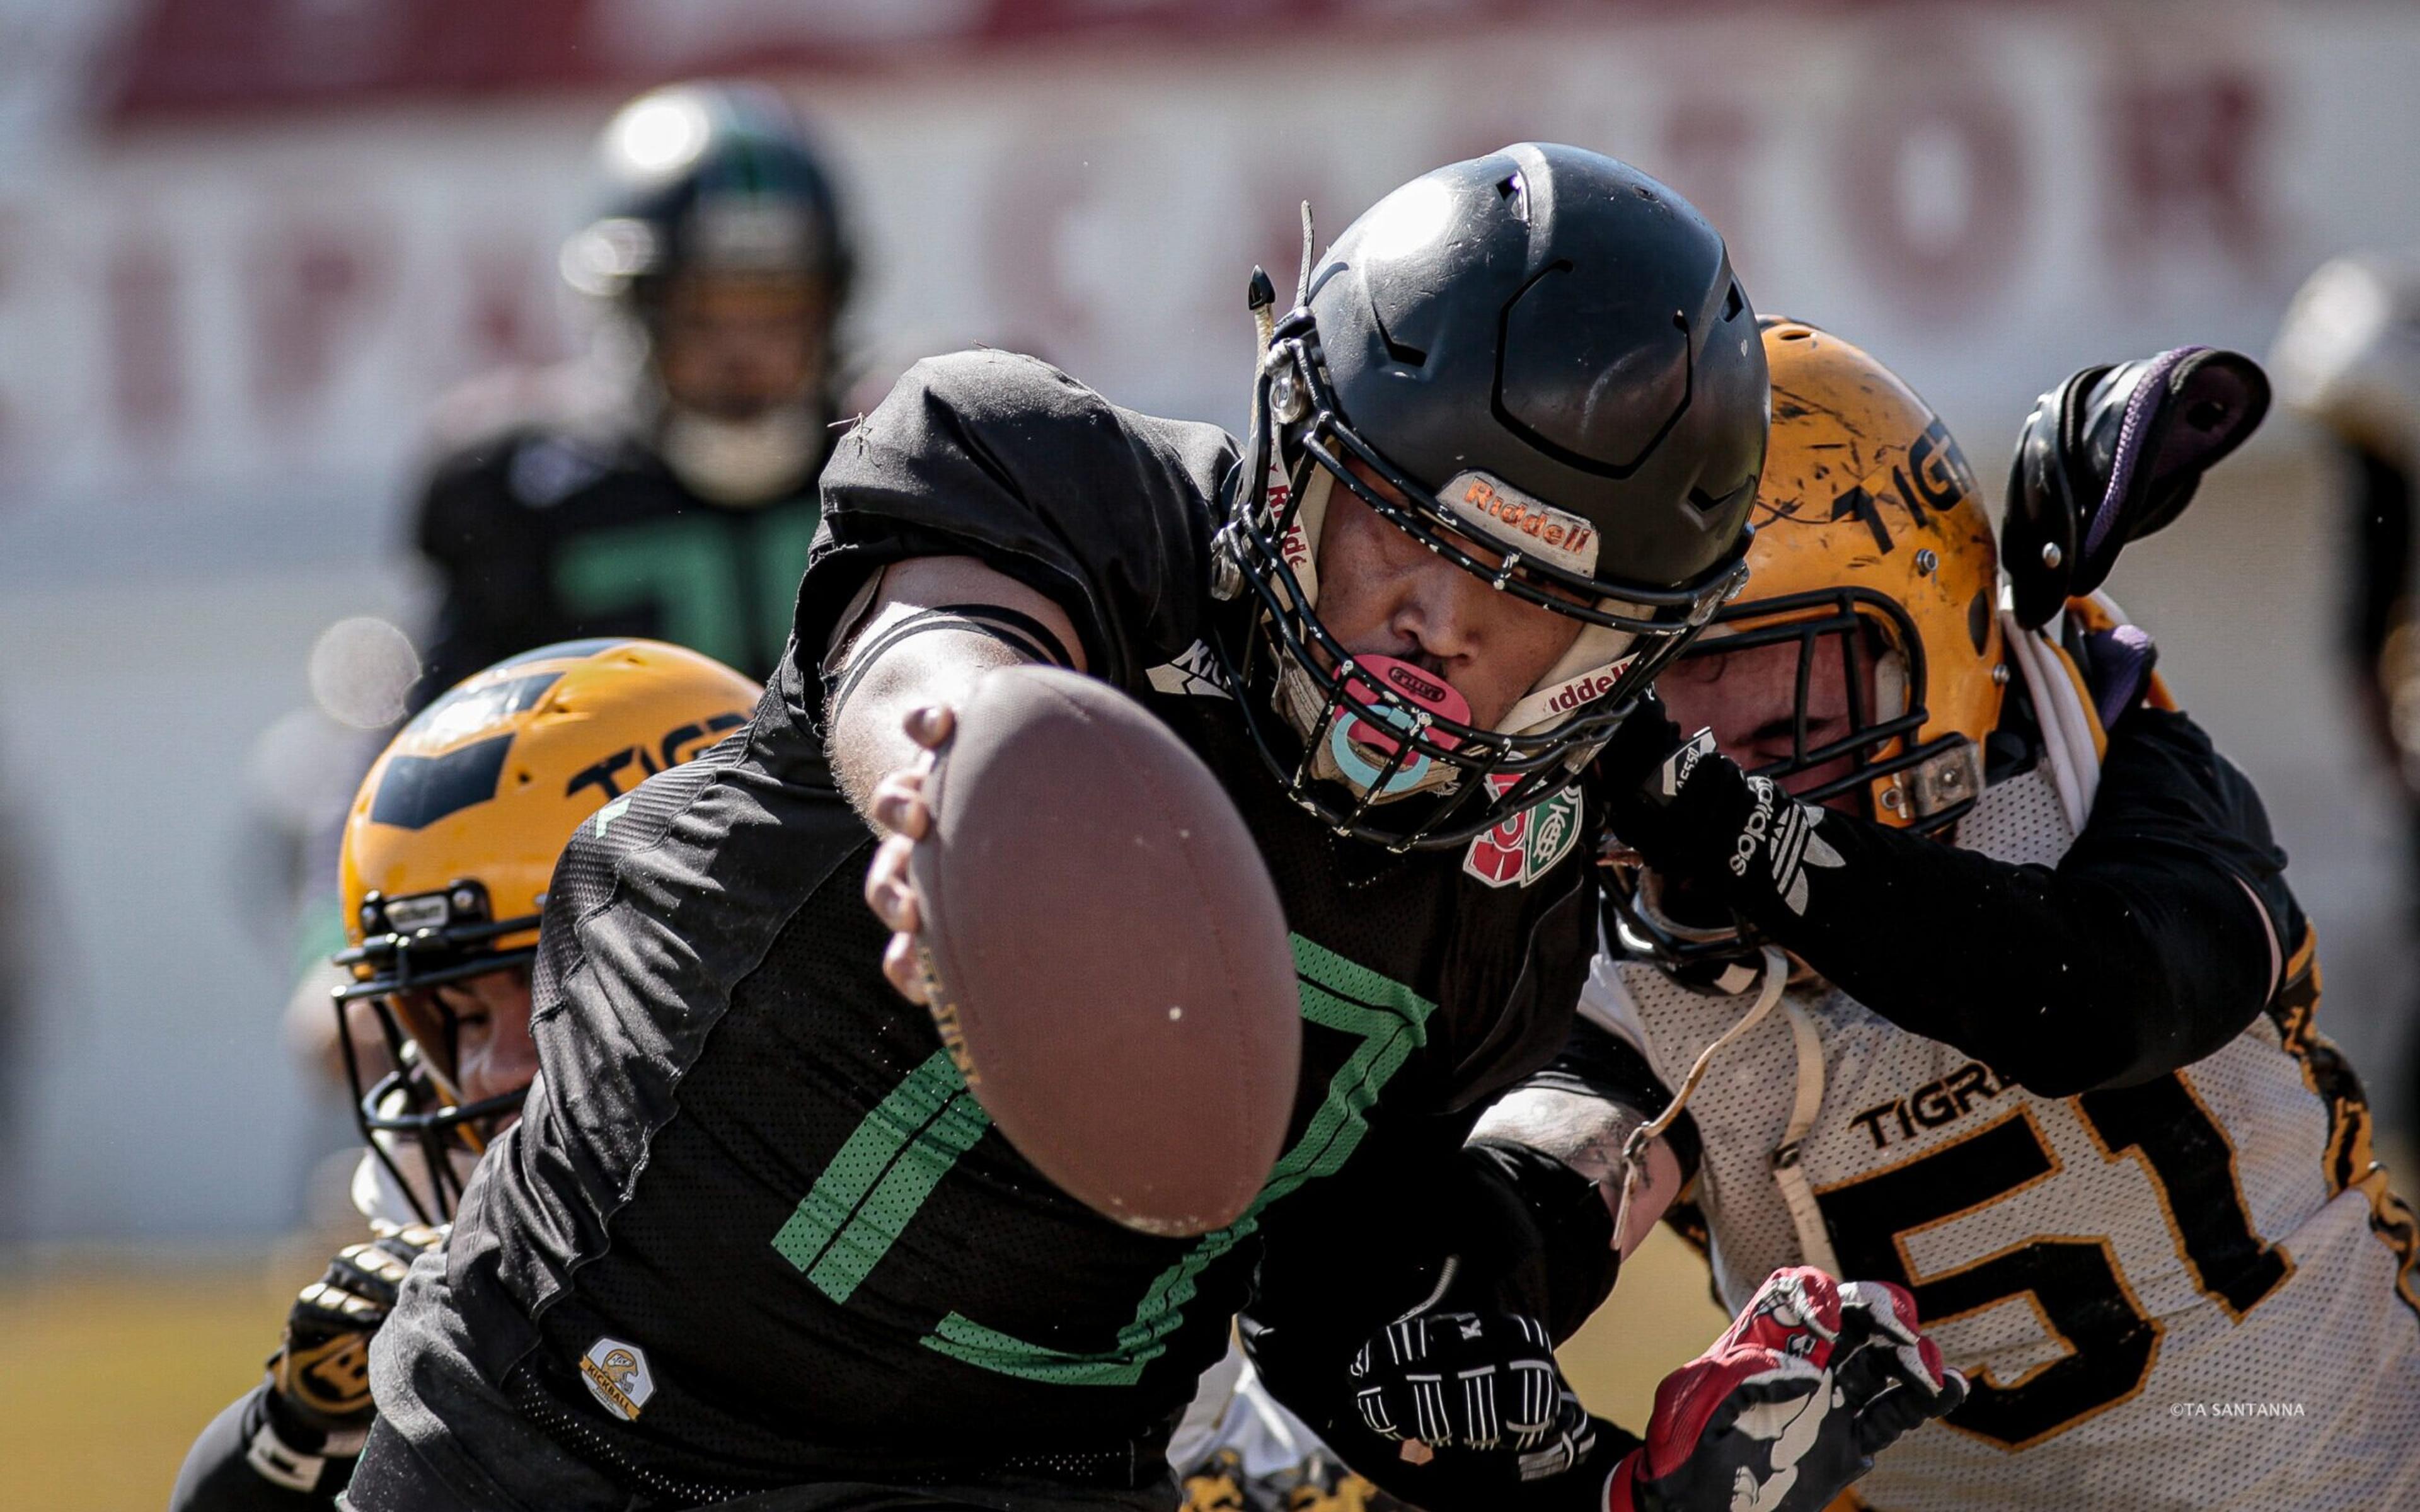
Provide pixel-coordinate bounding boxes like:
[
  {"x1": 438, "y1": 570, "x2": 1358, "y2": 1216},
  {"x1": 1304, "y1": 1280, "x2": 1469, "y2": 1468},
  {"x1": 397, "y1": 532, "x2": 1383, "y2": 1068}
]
[{"x1": 4, "y1": 1, "x2": 2419, "y2": 1505}]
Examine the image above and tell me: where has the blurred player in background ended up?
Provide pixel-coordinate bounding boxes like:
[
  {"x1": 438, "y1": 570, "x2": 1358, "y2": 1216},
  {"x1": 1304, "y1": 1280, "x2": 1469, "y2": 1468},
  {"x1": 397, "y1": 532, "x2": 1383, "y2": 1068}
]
[
  {"x1": 412, "y1": 80, "x2": 855, "y2": 699},
  {"x1": 1458, "y1": 322, "x2": 2420, "y2": 1509},
  {"x1": 171, "y1": 640, "x2": 759, "y2": 1512},
  {"x1": 275, "y1": 77, "x2": 853, "y2": 1102},
  {"x1": 2274, "y1": 255, "x2": 2420, "y2": 1124}
]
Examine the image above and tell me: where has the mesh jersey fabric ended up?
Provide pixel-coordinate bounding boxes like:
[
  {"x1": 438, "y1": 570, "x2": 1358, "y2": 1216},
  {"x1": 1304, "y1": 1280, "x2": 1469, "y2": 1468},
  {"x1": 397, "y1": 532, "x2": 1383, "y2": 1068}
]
[
  {"x1": 1581, "y1": 703, "x2": 2420, "y2": 1509},
  {"x1": 374, "y1": 353, "x2": 1601, "y2": 1501}
]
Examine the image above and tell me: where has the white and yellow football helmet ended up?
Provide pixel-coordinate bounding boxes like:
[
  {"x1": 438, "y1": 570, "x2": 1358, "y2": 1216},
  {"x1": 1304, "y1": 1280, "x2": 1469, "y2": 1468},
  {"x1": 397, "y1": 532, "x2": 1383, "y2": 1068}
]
[
  {"x1": 334, "y1": 638, "x2": 759, "y2": 1220},
  {"x1": 1610, "y1": 320, "x2": 2006, "y2": 964}
]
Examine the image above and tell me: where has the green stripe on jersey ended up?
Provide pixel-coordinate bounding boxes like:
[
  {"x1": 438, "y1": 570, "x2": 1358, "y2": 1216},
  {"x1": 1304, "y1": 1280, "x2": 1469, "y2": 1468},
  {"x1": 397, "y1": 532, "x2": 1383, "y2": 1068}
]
[
  {"x1": 771, "y1": 1049, "x2": 991, "y2": 1303},
  {"x1": 919, "y1": 934, "x2": 1435, "y2": 1384}
]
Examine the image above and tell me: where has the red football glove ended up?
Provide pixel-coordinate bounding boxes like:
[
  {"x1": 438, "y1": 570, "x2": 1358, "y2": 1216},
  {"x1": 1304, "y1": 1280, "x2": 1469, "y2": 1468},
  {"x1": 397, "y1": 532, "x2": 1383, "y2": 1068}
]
[{"x1": 1606, "y1": 1267, "x2": 1966, "y2": 1512}]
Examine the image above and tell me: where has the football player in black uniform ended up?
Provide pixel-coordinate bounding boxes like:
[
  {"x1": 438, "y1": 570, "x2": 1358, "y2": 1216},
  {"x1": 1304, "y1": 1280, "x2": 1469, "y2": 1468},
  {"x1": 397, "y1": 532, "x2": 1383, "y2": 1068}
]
[
  {"x1": 346, "y1": 146, "x2": 1964, "y2": 1512},
  {"x1": 170, "y1": 642, "x2": 760, "y2": 1512},
  {"x1": 412, "y1": 81, "x2": 853, "y2": 698}
]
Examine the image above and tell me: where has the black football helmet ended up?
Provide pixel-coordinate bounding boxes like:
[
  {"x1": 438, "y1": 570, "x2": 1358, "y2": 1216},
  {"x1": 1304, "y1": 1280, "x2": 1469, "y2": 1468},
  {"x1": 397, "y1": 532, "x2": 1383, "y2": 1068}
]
[
  {"x1": 560, "y1": 80, "x2": 855, "y2": 318},
  {"x1": 1213, "y1": 144, "x2": 1770, "y2": 850}
]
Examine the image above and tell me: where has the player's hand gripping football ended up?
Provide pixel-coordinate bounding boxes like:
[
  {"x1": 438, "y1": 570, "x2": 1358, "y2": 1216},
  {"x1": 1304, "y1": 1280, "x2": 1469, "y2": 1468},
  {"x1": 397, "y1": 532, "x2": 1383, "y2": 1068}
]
[
  {"x1": 862, "y1": 702, "x2": 955, "y2": 1006},
  {"x1": 1608, "y1": 1266, "x2": 1967, "y2": 1512},
  {"x1": 266, "y1": 1221, "x2": 444, "y2": 1444}
]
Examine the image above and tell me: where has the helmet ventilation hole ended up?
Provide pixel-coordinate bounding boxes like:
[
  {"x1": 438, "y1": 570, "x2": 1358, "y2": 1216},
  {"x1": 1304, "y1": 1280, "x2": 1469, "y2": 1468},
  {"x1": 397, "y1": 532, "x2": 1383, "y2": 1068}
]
[{"x1": 1496, "y1": 171, "x2": 1529, "y2": 223}]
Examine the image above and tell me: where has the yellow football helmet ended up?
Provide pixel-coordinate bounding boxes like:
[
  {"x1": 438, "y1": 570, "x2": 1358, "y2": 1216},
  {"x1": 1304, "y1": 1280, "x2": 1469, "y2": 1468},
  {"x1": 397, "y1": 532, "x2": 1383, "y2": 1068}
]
[
  {"x1": 1611, "y1": 321, "x2": 2005, "y2": 966},
  {"x1": 1699, "y1": 318, "x2": 2004, "y2": 825},
  {"x1": 335, "y1": 638, "x2": 759, "y2": 1219}
]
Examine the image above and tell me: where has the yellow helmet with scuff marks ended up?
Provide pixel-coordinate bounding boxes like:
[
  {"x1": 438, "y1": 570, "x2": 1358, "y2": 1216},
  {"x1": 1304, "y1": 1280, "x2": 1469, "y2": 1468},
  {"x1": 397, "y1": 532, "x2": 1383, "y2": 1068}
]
[{"x1": 1696, "y1": 318, "x2": 2004, "y2": 829}]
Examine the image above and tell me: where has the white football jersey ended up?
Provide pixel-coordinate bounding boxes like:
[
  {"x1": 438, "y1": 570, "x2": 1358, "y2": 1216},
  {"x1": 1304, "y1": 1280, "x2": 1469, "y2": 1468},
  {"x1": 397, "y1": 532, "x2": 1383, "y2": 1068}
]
[{"x1": 1586, "y1": 642, "x2": 2420, "y2": 1510}]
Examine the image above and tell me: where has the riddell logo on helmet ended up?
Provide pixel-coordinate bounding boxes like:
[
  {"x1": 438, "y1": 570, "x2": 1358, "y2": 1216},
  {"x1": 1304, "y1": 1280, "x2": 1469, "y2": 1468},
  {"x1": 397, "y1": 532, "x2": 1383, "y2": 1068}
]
[
  {"x1": 1270, "y1": 480, "x2": 1315, "y2": 575},
  {"x1": 1543, "y1": 669, "x2": 1620, "y2": 715},
  {"x1": 1443, "y1": 472, "x2": 1598, "y2": 575}
]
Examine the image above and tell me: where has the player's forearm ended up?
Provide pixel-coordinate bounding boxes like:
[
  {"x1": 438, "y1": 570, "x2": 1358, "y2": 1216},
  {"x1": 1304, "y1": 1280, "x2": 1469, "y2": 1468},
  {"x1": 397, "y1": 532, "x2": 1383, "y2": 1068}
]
[
  {"x1": 1609, "y1": 701, "x2": 2286, "y2": 1096},
  {"x1": 1669, "y1": 793, "x2": 2271, "y2": 1096},
  {"x1": 824, "y1": 556, "x2": 1086, "y2": 823}
]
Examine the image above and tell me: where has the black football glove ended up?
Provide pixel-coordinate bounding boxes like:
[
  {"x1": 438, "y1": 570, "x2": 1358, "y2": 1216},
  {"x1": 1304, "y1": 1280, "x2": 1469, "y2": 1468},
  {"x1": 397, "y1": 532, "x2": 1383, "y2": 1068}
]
[
  {"x1": 1349, "y1": 1305, "x2": 1597, "y2": 1480},
  {"x1": 1597, "y1": 693, "x2": 1862, "y2": 930},
  {"x1": 1607, "y1": 1267, "x2": 1968, "y2": 1512},
  {"x1": 1597, "y1": 695, "x2": 1748, "y2": 873},
  {"x1": 2004, "y1": 346, "x2": 2269, "y2": 628},
  {"x1": 266, "y1": 1222, "x2": 443, "y2": 1443}
]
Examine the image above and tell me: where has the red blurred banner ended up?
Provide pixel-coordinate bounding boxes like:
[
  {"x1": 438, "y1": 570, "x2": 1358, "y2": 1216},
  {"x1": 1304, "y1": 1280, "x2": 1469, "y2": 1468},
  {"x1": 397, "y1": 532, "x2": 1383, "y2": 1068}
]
[{"x1": 112, "y1": 0, "x2": 1736, "y2": 120}]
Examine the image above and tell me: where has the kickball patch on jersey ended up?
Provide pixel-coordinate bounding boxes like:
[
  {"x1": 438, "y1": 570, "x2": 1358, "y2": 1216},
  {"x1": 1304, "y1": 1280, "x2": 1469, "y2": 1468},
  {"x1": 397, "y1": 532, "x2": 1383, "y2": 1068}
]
[
  {"x1": 1463, "y1": 780, "x2": 1582, "y2": 888},
  {"x1": 580, "y1": 1336, "x2": 656, "y2": 1421}
]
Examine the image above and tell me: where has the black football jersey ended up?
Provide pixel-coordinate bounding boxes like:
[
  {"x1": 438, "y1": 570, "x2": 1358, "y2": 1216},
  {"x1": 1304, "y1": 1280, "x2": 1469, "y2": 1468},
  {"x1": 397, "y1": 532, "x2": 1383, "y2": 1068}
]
[
  {"x1": 403, "y1": 352, "x2": 1599, "y2": 1492},
  {"x1": 413, "y1": 422, "x2": 825, "y2": 694}
]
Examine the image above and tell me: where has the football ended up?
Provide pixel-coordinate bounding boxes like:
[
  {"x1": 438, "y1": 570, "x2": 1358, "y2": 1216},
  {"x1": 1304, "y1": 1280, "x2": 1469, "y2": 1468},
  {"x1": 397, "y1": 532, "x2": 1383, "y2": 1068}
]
[{"x1": 909, "y1": 665, "x2": 1302, "y2": 1237}]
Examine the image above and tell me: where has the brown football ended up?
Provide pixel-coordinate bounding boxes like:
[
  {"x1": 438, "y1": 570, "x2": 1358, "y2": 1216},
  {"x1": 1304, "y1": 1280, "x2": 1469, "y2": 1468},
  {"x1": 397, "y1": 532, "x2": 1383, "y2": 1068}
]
[{"x1": 908, "y1": 665, "x2": 1300, "y2": 1237}]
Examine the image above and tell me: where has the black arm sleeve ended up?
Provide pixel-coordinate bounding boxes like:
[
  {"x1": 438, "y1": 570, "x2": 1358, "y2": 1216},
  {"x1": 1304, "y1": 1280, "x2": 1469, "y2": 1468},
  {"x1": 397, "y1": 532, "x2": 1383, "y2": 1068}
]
[
  {"x1": 169, "y1": 1387, "x2": 357, "y2": 1512},
  {"x1": 1653, "y1": 706, "x2": 2300, "y2": 1097},
  {"x1": 796, "y1": 350, "x2": 1235, "y2": 704}
]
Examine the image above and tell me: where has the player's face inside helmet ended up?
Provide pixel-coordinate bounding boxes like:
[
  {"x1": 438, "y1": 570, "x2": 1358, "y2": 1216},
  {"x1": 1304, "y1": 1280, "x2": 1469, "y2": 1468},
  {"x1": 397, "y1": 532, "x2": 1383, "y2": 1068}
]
[
  {"x1": 647, "y1": 268, "x2": 836, "y2": 503},
  {"x1": 337, "y1": 911, "x2": 544, "y2": 1223},
  {"x1": 653, "y1": 270, "x2": 830, "y2": 423},
  {"x1": 1658, "y1": 629, "x2": 1883, "y2": 814},
  {"x1": 1311, "y1": 461, "x2": 1588, "y2": 731},
  {"x1": 567, "y1": 83, "x2": 855, "y2": 504},
  {"x1": 1605, "y1": 318, "x2": 2003, "y2": 968},
  {"x1": 391, "y1": 968, "x2": 539, "y2": 1129}
]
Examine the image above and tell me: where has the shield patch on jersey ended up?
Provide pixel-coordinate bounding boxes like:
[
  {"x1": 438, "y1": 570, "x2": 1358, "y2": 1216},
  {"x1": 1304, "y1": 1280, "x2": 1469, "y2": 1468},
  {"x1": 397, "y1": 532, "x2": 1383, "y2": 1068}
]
[
  {"x1": 1463, "y1": 781, "x2": 1582, "y2": 888},
  {"x1": 580, "y1": 1336, "x2": 657, "y2": 1421}
]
